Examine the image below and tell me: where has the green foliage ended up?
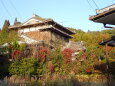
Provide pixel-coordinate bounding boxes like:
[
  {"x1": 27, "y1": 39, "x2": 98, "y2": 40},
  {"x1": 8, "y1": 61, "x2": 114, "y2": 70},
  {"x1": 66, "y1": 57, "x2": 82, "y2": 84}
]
[
  {"x1": 11, "y1": 41, "x2": 25, "y2": 51},
  {"x1": 0, "y1": 20, "x2": 18, "y2": 44},
  {"x1": 0, "y1": 20, "x2": 10, "y2": 44},
  {"x1": 1, "y1": 20, "x2": 10, "y2": 35},
  {"x1": 9, "y1": 58, "x2": 38, "y2": 76},
  {"x1": 9, "y1": 60, "x2": 21, "y2": 75},
  {"x1": 8, "y1": 31, "x2": 18, "y2": 42},
  {"x1": 67, "y1": 27, "x2": 85, "y2": 33},
  {"x1": 37, "y1": 60, "x2": 47, "y2": 75},
  {"x1": 11, "y1": 41, "x2": 20, "y2": 50},
  {"x1": 47, "y1": 48, "x2": 63, "y2": 74},
  {"x1": 101, "y1": 29, "x2": 115, "y2": 36},
  {"x1": 19, "y1": 44, "x2": 25, "y2": 51}
]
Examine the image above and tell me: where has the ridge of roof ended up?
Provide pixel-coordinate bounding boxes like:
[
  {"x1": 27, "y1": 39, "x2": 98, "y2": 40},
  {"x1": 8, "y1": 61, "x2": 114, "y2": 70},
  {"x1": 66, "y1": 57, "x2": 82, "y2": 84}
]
[{"x1": 32, "y1": 14, "x2": 47, "y2": 21}]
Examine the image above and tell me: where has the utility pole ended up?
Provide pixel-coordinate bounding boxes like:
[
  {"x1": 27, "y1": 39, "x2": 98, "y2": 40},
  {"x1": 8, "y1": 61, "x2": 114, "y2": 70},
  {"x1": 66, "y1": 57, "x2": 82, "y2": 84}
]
[{"x1": 105, "y1": 44, "x2": 110, "y2": 86}]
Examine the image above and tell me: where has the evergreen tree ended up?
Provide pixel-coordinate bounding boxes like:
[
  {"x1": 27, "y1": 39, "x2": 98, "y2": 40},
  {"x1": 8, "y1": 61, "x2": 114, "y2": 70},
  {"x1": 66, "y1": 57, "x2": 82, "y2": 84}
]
[
  {"x1": 0, "y1": 20, "x2": 18, "y2": 44},
  {"x1": 1, "y1": 20, "x2": 10, "y2": 33},
  {"x1": 0, "y1": 20, "x2": 10, "y2": 44}
]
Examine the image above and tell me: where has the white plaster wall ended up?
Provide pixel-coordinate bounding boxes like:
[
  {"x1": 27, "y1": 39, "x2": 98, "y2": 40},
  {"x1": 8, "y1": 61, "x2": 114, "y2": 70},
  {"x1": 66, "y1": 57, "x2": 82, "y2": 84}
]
[
  {"x1": 30, "y1": 27, "x2": 36, "y2": 31},
  {"x1": 18, "y1": 25, "x2": 52, "y2": 33}
]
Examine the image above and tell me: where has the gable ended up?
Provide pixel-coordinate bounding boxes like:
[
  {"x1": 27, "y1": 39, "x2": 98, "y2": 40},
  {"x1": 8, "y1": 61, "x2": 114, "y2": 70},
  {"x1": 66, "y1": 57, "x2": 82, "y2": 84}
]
[{"x1": 23, "y1": 18, "x2": 43, "y2": 25}]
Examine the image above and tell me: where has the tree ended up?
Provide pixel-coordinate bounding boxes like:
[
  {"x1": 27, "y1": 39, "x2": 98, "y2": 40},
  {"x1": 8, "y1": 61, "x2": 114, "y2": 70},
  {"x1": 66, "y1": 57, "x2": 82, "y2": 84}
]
[
  {"x1": 101, "y1": 29, "x2": 115, "y2": 36},
  {"x1": 0, "y1": 20, "x2": 18, "y2": 44},
  {"x1": 0, "y1": 20, "x2": 9, "y2": 44}
]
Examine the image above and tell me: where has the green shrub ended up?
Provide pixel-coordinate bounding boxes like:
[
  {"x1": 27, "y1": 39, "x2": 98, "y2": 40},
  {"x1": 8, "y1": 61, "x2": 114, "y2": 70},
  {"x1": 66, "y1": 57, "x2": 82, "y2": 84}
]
[{"x1": 9, "y1": 58, "x2": 38, "y2": 76}]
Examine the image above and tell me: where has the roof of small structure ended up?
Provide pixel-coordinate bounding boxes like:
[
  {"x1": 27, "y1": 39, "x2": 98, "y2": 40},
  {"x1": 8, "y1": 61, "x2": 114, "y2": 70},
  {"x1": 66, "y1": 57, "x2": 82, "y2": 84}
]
[
  {"x1": 89, "y1": 5, "x2": 115, "y2": 25},
  {"x1": 64, "y1": 41, "x2": 86, "y2": 51},
  {"x1": 99, "y1": 36, "x2": 115, "y2": 46}
]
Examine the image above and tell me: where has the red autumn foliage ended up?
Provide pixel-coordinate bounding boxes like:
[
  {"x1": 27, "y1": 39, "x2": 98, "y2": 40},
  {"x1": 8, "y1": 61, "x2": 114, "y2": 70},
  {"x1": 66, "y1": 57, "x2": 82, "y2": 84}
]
[
  {"x1": 99, "y1": 46, "x2": 105, "y2": 51},
  {"x1": 36, "y1": 47, "x2": 49, "y2": 62},
  {"x1": 107, "y1": 47, "x2": 112, "y2": 52},
  {"x1": 62, "y1": 48, "x2": 75, "y2": 63},
  {"x1": 48, "y1": 64, "x2": 55, "y2": 73},
  {"x1": 81, "y1": 52, "x2": 87, "y2": 59},
  {"x1": 86, "y1": 68, "x2": 92, "y2": 74},
  {"x1": 100, "y1": 46, "x2": 112, "y2": 52},
  {"x1": 11, "y1": 50, "x2": 21, "y2": 59}
]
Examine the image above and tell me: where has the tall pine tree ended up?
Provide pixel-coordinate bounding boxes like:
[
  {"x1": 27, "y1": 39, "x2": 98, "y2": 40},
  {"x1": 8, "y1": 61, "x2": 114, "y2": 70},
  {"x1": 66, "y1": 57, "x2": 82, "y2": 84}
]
[{"x1": 1, "y1": 20, "x2": 10, "y2": 36}]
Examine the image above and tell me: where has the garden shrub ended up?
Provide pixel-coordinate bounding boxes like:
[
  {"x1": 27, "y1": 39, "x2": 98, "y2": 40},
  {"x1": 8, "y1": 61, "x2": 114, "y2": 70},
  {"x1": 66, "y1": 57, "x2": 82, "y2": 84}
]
[
  {"x1": 62, "y1": 48, "x2": 74, "y2": 63},
  {"x1": 11, "y1": 50, "x2": 21, "y2": 60},
  {"x1": 9, "y1": 58, "x2": 38, "y2": 76},
  {"x1": 36, "y1": 47, "x2": 49, "y2": 62},
  {"x1": 47, "y1": 48, "x2": 64, "y2": 74},
  {"x1": 37, "y1": 61, "x2": 47, "y2": 75},
  {"x1": 10, "y1": 41, "x2": 25, "y2": 60}
]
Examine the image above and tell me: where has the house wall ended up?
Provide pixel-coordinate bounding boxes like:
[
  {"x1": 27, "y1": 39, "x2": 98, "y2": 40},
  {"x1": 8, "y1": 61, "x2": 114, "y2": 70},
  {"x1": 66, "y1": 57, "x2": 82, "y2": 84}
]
[
  {"x1": 17, "y1": 25, "x2": 52, "y2": 44},
  {"x1": 17, "y1": 25, "x2": 69, "y2": 46},
  {"x1": 51, "y1": 32, "x2": 69, "y2": 46},
  {"x1": 18, "y1": 25, "x2": 52, "y2": 33},
  {"x1": 24, "y1": 31, "x2": 51, "y2": 44}
]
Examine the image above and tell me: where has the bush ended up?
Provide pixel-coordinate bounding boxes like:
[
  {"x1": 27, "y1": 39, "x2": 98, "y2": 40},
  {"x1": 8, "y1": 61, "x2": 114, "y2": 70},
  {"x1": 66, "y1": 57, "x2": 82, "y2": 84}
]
[
  {"x1": 62, "y1": 48, "x2": 74, "y2": 63},
  {"x1": 9, "y1": 58, "x2": 38, "y2": 76},
  {"x1": 10, "y1": 41, "x2": 25, "y2": 60}
]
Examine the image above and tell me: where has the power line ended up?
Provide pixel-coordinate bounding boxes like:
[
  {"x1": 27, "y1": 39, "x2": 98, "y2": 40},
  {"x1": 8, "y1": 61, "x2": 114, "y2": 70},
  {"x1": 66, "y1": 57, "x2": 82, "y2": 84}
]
[
  {"x1": 91, "y1": 0, "x2": 99, "y2": 9},
  {"x1": 8, "y1": 0, "x2": 23, "y2": 19},
  {"x1": 86, "y1": 0, "x2": 95, "y2": 13},
  {"x1": 0, "y1": 0, "x2": 12, "y2": 17}
]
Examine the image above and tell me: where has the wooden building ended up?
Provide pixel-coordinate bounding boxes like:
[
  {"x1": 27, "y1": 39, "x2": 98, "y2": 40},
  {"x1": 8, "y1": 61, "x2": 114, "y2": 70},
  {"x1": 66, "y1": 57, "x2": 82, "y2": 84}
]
[
  {"x1": 89, "y1": 4, "x2": 115, "y2": 46},
  {"x1": 89, "y1": 4, "x2": 115, "y2": 26},
  {"x1": 9, "y1": 14, "x2": 74, "y2": 48},
  {"x1": 99, "y1": 36, "x2": 115, "y2": 47}
]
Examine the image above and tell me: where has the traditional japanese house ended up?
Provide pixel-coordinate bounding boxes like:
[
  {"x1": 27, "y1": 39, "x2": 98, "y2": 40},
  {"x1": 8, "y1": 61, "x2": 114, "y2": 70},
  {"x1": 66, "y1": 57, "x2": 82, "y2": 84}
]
[{"x1": 9, "y1": 14, "x2": 74, "y2": 48}]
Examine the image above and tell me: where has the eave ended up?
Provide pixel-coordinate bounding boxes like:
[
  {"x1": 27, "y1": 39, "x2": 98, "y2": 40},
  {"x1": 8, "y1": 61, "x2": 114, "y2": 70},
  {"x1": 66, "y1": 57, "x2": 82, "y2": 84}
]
[
  {"x1": 89, "y1": 8, "x2": 115, "y2": 25},
  {"x1": 49, "y1": 20, "x2": 75, "y2": 35}
]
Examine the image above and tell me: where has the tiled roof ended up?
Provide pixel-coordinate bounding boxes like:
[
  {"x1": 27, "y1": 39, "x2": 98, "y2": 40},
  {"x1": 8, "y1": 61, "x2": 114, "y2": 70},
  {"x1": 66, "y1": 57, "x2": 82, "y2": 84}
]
[
  {"x1": 32, "y1": 14, "x2": 51, "y2": 22},
  {"x1": 64, "y1": 41, "x2": 86, "y2": 51}
]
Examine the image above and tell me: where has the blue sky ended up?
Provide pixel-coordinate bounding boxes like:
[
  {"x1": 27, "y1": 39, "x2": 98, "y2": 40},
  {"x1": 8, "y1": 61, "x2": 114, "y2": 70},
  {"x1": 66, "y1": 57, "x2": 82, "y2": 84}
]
[{"x1": 0, "y1": 0, "x2": 114, "y2": 32}]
